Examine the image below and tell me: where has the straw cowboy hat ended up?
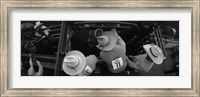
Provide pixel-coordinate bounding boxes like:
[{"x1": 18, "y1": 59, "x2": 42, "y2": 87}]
[
  {"x1": 62, "y1": 50, "x2": 86, "y2": 76},
  {"x1": 100, "y1": 37, "x2": 127, "y2": 73},
  {"x1": 34, "y1": 21, "x2": 43, "y2": 29},
  {"x1": 96, "y1": 29, "x2": 118, "y2": 51},
  {"x1": 143, "y1": 44, "x2": 164, "y2": 64},
  {"x1": 78, "y1": 55, "x2": 98, "y2": 76}
]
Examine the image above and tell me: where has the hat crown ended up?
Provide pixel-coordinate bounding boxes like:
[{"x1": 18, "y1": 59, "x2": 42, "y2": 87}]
[
  {"x1": 64, "y1": 56, "x2": 79, "y2": 68},
  {"x1": 150, "y1": 45, "x2": 162, "y2": 57},
  {"x1": 35, "y1": 21, "x2": 41, "y2": 25},
  {"x1": 97, "y1": 35, "x2": 110, "y2": 46},
  {"x1": 41, "y1": 26, "x2": 47, "y2": 29},
  {"x1": 34, "y1": 21, "x2": 43, "y2": 29}
]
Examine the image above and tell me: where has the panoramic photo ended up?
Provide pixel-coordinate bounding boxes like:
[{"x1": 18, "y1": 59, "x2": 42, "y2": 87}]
[{"x1": 21, "y1": 21, "x2": 179, "y2": 76}]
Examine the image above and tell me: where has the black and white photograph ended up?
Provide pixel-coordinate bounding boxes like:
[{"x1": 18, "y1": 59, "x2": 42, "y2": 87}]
[
  {"x1": 21, "y1": 21, "x2": 179, "y2": 76},
  {"x1": 2, "y1": 0, "x2": 199, "y2": 96}
]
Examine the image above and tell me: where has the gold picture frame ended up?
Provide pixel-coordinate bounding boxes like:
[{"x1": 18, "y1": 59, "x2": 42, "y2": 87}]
[{"x1": 1, "y1": 0, "x2": 199, "y2": 96}]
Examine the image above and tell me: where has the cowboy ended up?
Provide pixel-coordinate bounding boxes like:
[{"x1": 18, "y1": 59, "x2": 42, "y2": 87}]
[
  {"x1": 78, "y1": 55, "x2": 98, "y2": 76},
  {"x1": 126, "y1": 44, "x2": 164, "y2": 73},
  {"x1": 96, "y1": 28, "x2": 127, "y2": 73},
  {"x1": 28, "y1": 54, "x2": 43, "y2": 76},
  {"x1": 33, "y1": 21, "x2": 57, "y2": 54},
  {"x1": 34, "y1": 21, "x2": 50, "y2": 39},
  {"x1": 62, "y1": 50, "x2": 98, "y2": 76},
  {"x1": 21, "y1": 22, "x2": 38, "y2": 53}
]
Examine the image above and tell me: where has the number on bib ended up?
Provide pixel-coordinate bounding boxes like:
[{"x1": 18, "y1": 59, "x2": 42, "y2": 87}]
[{"x1": 112, "y1": 57, "x2": 123, "y2": 70}]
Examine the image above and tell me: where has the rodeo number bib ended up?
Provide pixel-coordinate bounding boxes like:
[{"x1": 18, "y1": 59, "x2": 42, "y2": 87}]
[
  {"x1": 112, "y1": 57, "x2": 123, "y2": 70},
  {"x1": 83, "y1": 65, "x2": 93, "y2": 75}
]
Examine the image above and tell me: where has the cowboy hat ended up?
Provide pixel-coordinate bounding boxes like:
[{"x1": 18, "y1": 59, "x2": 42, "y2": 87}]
[
  {"x1": 100, "y1": 43, "x2": 127, "y2": 73},
  {"x1": 78, "y1": 55, "x2": 98, "y2": 76},
  {"x1": 62, "y1": 50, "x2": 86, "y2": 76},
  {"x1": 127, "y1": 54, "x2": 154, "y2": 73},
  {"x1": 34, "y1": 21, "x2": 43, "y2": 29},
  {"x1": 143, "y1": 44, "x2": 164, "y2": 64},
  {"x1": 96, "y1": 29, "x2": 118, "y2": 51}
]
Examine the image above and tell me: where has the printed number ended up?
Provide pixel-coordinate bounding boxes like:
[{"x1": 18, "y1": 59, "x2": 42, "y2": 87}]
[{"x1": 112, "y1": 57, "x2": 123, "y2": 70}]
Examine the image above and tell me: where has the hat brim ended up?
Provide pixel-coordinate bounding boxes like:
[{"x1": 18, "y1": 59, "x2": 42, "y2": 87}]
[
  {"x1": 143, "y1": 44, "x2": 164, "y2": 64},
  {"x1": 62, "y1": 51, "x2": 86, "y2": 75},
  {"x1": 96, "y1": 31, "x2": 118, "y2": 51}
]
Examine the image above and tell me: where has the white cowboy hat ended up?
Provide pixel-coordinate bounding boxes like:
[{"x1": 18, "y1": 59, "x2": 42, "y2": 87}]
[
  {"x1": 96, "y1": 30, "x2": 118, "y2": 51},
  {"x1": 143, "y1": 44, "x2": 164, "y2": 64},
  {"x1": 34, "y1": 21, "x2": 43, "y2": 29},
  {"x1": 62, "y1": 50, "x2": 86, "y2": 76}
]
